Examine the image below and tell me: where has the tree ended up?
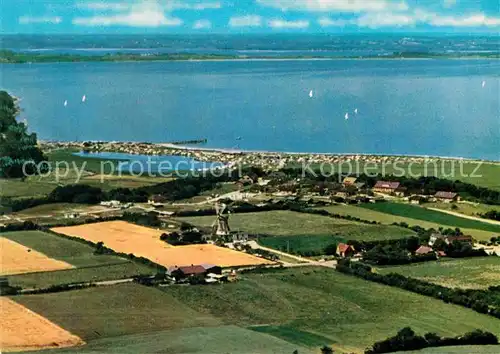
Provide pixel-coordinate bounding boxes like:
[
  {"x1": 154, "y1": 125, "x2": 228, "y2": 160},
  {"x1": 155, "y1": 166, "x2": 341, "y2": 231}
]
[
  {"x1": 324, "y1": 243, "x2": 338, "y2": 256},
  {"x1": 320, "y1": 346, "x2": 333, "y2": 354},
  {"x1": 0, "y1": 91, "x2": 46, "y2": 178}
]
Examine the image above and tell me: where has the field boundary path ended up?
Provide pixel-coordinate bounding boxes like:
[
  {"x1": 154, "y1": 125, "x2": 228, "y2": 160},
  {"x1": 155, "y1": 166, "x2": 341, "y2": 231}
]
[
  {"x1": 19, "y1": 278, "x2": 134, "y2": 294},
  {"x1": 246, "y1": 241, "x2": 337, "y2": 268},
  {"x1": 427, "y1": 207, "x2": 500, "y2": 226}
]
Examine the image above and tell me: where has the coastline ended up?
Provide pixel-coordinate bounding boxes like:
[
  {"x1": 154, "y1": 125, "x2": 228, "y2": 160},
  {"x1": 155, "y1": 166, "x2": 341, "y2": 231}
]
[
  {"x1": 2, "y1": 49, "x2": 498, "y2": 64},
  {"x1": 39, "y1": 140, "x2": 500, "y2": 165},
  {"x1": 3, "y1": 57, "x2": 498, "y2": 64}
]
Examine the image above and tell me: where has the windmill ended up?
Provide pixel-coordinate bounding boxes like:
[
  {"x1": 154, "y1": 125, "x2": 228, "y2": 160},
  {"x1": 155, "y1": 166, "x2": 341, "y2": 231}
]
[{"x1": 212, "y1": 202, "x2": 231, "y2": 236}]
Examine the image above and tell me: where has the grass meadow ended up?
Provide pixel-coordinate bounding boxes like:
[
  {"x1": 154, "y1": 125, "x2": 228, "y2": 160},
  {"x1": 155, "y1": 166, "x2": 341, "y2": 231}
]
[
  {"x1": 13, "y1": 268, "x2": 500, "y2": 353},
  {"x1": 376, "y1": 257, "x2": 500, "y2": 289},
  {"x1": 179, "y1": 210, "x2": 415, "y2": 240},
  {"x1": 319, "y1": 204, "x2": 497, "y2": 241},
  {"x1": 359, "y1": 203, "x2": 500, "y2": 233}
]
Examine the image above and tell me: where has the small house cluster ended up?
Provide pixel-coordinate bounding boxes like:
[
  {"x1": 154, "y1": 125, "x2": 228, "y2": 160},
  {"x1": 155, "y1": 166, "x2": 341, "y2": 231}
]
[{"x1": 167, "y1": 264, "x2": 237, "y2": 284}]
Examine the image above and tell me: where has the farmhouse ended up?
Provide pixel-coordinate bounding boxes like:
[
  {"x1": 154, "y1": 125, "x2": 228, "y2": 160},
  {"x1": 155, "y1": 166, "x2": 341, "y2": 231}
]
[
  {"x1": 428, "y1": 233, "x2": 473, "y2": 246},
  {"x1": 100, "y1": 200, "x2": 121, "y2": 208},
  {"x1": 435, "y1": 191, "x2": 460, "y2": 203},
  {"x1": 394, "y1": 186, "x2": 408, "y2": 197},
  {"x1": 236, "y1": 175, "x2": 255, "y2": 189},
  {"x1": 148, "y1": 194, "x2": 168, "y2": 206},
  {"x1": 409, "y1": 195, "x2": 428, "y2": 205},
  {"x1": 200, "y1": 263, "x2": 222, "y2": 274},
  {"x1": 342, "y1": 177, "x2": 357, "y2": 186},
  {"x1": 169, "y1": 265, "x2": 207, "y2": 279},
  {"x1": 337, "y1": 243, "x2": 355, "y2": 258},
  {"x1": 446, "y1": 235, "x2": 473, "y2": 244},
  {"x1": 373, "y1": 181, "x2": 401, "y2": 195},
  {"x1": 415, "y1": 246, "x2": 433, "y2": 255}
]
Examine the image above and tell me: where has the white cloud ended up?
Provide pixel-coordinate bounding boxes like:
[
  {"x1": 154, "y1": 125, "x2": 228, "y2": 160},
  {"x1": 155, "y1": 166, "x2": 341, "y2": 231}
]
[
  {"x1": 318, "y1": 16, "x2": 349, "y2": 27},
  {"x1": 19, "y1": 16, "x2": 63, "y2": 25},
  {"x1": 193, "y1": 19, "x2": 211, "y2": 29},
  {"x1": 73, "y1": 11, "x2": 182, "y2": 27},
  {"x1": 77, "y1": 3, "x2": 130, "y2": 11},
  {"x1": 73, "y1": 2, "x2": 184, "y2": 27},
  {"x1": 356, "y1": 12, "x2": 416, "y2": 28},
  {"x1": 78, "y1": 1, "x2": 221, "y2": 11},
  {"x1": 229, "y1": 15, "x2": 262, "y2": 27},
  {"x1": 257, "y1": 0, "x2": 408, "y2": 13},
  {"x1": 268, "y1": 19, "x2": 310, "y2": 29},
  {"x1": 319, "y1": 9, "x2": 500, "y2": 29},
  {"x1": 414, "y1": 10, "x2": 500, "y2": 27}
]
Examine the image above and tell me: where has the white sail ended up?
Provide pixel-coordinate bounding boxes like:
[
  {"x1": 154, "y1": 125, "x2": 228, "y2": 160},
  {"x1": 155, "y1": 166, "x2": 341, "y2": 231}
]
[
  {"x1": 64, "y1": 100, "x2": 68, "y2": 107},
  {"x1": 354, "y1": 108, "x2": 358, "y2": 114},
  {"x1": 309, "y1": 90, "x2": 313, "y2": 98},
  {"x1": 82, "y1": 95, "x2": 86, "y2": 102},
  {"x1": 482, "y1": 80, "x2": 486, "y2": 88},
  {"x1": 345, "y1": 113, "x2": 349, "y2": 120}
]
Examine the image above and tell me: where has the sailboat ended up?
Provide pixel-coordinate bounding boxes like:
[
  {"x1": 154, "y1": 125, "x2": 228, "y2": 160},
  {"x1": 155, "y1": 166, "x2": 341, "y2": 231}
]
[
  {"x1": 354, "y1": 108, "x2": 358, "y2": 114},
  {"x1": 345, "y1": 112, "x2": 349, "y2": 120},
  {"x1": 482, "y1": 80, "x2": 486, "y2": 88},
  {"x1": 82, "y1": 95, "x2": 87, "y2": 102},
  {"x1": 309, "y1": 90, "x2": 313, "y2": 98},
  {"x1": 63, "y1": 100, "x2": 68, "y2": 107}
]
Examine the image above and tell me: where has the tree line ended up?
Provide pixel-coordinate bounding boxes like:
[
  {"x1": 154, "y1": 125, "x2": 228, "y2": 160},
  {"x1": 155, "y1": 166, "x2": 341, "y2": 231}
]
[{"x1": 366, "y1": 327, "x2": 498, "y2": 354}]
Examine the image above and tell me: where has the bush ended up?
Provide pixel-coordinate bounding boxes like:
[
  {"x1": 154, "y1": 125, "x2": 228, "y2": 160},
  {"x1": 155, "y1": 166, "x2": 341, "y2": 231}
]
[
  {"x1": 366, "y1": 327, "x2": 498, "y2": 353},
  {"x1": 48, "y1": 184, "x2": 103, "y2": 204}
]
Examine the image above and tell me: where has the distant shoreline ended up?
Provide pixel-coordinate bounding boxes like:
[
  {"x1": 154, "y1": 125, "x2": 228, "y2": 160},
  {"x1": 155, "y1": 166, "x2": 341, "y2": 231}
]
[
  {"x1": 1, "y1": 50, "x2": 498, "y2": 64},
  {"x1": 39, "y1": 140, "x2": 500, "y2": 165}
]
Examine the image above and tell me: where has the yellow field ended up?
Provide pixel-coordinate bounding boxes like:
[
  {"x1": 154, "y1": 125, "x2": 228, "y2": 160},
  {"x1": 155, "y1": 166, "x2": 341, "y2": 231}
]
[
  {"x1": 0, "y1": 237, "x2": 74, "y2": 276},
  {"x1": 51, "y1": 221, "x2": 272, "y2": 268},
  {"x1": 1, "y1": 297, "x2": 84, "y2": 352}
]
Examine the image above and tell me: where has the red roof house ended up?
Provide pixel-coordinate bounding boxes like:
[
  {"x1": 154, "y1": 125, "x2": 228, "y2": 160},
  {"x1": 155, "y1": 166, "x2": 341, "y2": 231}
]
[
  {"x1": 336, "y1": 243, "x2": 355, "y2": 257},
  {"x1": 415, "y1": 246, "x2": 433, "y2": 255}
]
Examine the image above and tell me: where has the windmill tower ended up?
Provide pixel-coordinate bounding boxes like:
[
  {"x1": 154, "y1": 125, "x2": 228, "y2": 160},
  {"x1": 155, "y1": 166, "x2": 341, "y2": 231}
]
[{"x1": 212, "y1": 202, "x2": 231, "y2": 236}]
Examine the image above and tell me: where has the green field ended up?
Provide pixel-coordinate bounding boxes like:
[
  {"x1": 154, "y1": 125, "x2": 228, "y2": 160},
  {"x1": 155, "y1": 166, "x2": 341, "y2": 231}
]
[
  {"x1": 2, "y1": 231, "x2": 155, "y2": 287},
  {"x1": 359, "y1": 203, "x2": 500, "y2": 234},
  {"x1": 13, "y1": 283, "x2": 220, "y2": 341},
  {"x1": 258, "y1": 235, "x2": 345, "y2": 255},
  {"x1": 2, "y1": 231, "x2": 121, "y2": 267},
  {"x1": 26, "y1": 325, "x2": 312, "y2": 354},
  {"x1": 6, "y1": 263, "x2": 153, "y2": 288},
  {"x1": 318, "y1": 204, "x2": 496, "y2": 241},
  {"x1": 179, "y1": 210, "x2": 415, "y2": 241},
  {"x1": 426, "y1": 202, "x2": 500, "y2": 217},
  {"x1": 376, "y1": 257, "x2": 500, "y2": 289},
  {"x1": 250, "y1": 324, "x2": 334, "y2": 347},
  {"x1": 0, "y1": 149, "x2": 173, "y2": 199},
  {"x1": 161, "y1": 268, "x2": 500, "y2": 352}
]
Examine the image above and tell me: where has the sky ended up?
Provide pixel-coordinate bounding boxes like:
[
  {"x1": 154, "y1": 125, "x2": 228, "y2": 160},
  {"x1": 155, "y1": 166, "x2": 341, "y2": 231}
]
[{"x1": 2, "y1": 0, "x2": 499, "y2": 34}]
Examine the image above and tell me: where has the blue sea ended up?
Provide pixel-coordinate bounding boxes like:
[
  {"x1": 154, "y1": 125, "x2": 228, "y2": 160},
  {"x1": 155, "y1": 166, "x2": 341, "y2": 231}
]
[{"x1": 1, "y1": 58, "x2": 499, "y2": 161}]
